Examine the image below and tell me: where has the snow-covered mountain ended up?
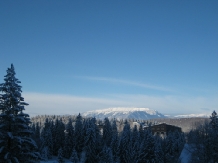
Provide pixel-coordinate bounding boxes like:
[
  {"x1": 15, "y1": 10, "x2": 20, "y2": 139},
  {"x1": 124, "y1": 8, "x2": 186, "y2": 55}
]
[
  {"x1": 173, "y1": 113, "x2": 210, "y2": 118},
  {"x1": 82, "y1": 107, "x2": 166, "y2": 120}
]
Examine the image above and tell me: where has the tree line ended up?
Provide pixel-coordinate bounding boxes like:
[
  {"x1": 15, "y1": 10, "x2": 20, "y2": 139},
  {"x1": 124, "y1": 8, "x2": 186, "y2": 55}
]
[
  {"x1": 32, "y1": 114, "x2": 185, "y2": 163},
  {"x1": 187, "y1": 110, "x2": 218, "y2": 163}
]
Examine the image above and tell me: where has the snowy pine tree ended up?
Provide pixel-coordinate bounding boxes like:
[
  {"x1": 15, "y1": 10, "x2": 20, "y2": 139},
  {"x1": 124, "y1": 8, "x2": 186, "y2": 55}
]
[
  {"x1": 164, "y1": 131, "x2": 176, "y2": 163},
  {"x1": 99, "y1": 146, "x2": 113, "y2": 163},
  {"x1": 138, "y1": 130, "x2": 156, "y2": 163},
  {"x1": 40, "y1": 118, "x2": 53, "y2": 159},
  {"x1": 119, "y1": 120, "x2": 132, "y2": 163},
  {"x1": 138, "y1": 123, "x2": 144, "y2": 142},
  {"x1": 0, "y1": 64, "x2": 40, "y2": 163},
  {"x1": 110, "y1": 119, "x2": 119, "y2": 162},
  {"x1": 91, "y1": 117, "x2": 102, "y2": 157},
  {"x1": 209, "y1": 110, "x2": 218, "y2": 162},
  {"x1": 84, "y1": 118, "x2": 99, "y2": 163},
  {"x1": 172, "y1": 130, "x2": 185, "y2": 160},
  {"x1": 32, "y1": 122, "x2": 41, "y2": 148},
  {"x1": 154, "y1": 136, "x2": 164, "y2": 163},
  {"x1": 210, "y1": 110, "x2": 218, "y2": 129},
  {"x1": 58, "y1": 148, "x2": 64, "y2": 163},
  {"x1": 188, "y1": 121, "x2": 212, "y2": 163},
  {"x1": 131, "y1": 125, "x2": 140, "y2": 160},
  {"x1": 53, "y1": 118, "x2": 65, "y2": 155},
  {"x1": 70, "y1": 148, "x2": 79, "y2": 163},
  {"x1": 74, "y1": 113, "x2": 84, "y2": 157},
  {"x1": 102, "y1": 117, "x2": 113, "y2": 147},
  {"x1": 40, "y1": 146, "x2": 49, "y2": 161},
  {"x1": 63, "y1": 118, "x2": 75, "y2": 159}
]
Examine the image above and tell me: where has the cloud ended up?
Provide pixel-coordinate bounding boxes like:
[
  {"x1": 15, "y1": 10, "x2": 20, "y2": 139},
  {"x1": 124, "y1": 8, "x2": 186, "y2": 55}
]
[
  {"x1": 200, "y1": 108, "x2": 211, "y2": 111},
  {"x1": 112, "y1": 94, "x2": 218, "y2": 115},
  {"x1": 23, "y1": 92, "x2": 218, "y2": 117},
  {"x1": 23, "y1": 92, "x2": 128, "y2": 116},
  {"x1": 75, "y1": 76, "x2": 174, "y2": 92}
]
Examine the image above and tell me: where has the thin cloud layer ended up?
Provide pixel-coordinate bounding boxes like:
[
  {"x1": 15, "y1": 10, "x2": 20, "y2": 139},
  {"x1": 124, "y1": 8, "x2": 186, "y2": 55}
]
[
  {"x1": 23, "y1": 92, "x2": 217, "y2": 117},
  {"x1": 75, "y1": 76, "x2": 174, "y2": 92},
  {"x1": 23, "y1": 92, "x2": 128, "y2": 116}
]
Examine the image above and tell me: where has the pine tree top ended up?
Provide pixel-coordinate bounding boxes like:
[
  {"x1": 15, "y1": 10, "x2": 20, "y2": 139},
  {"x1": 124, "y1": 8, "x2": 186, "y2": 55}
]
[
  {"x1": 0, "y1": 64, "x2": 29, "y2": 115},
  {"x1": 0, "y1": 64, "x2": 40, "y2": 162}
]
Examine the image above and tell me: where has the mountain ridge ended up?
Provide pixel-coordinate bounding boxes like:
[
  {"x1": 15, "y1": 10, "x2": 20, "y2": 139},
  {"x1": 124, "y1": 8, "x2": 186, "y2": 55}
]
[
  {"x1": 82, "y1": 107, "x2": 166, "y2": 120},
  {"x1": 82, "y1": 107, "x2": 211, "y2": 120},
  {"x1": 173, "y1": 113, "x2": 210, "y2": 118}
]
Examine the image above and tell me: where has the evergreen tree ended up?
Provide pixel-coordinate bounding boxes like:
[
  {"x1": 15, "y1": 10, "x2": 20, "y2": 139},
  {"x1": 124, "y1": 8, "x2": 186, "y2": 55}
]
[
  {"x1": 70, "y1": 148, "x2": 79, "y2": 163},
  {"x1": 209, "y1": 110, "x2": 218, "y2": 162},
  {"x1": 210, "y1": 110, "x2": 218, "y2": 129},
  {"x1": 172, "y1": 130, "x2": 185, "y2": 161},
  {"x1": 91, "y1": 117, "x2": 102, "y2": 157},
  {"x1": 74, "y1": 113, "x2": 84, "y2": 157},
  {"x1": 119, "y1": 120, "x2": 132, "y2": 163},
  {"x1": 63, "y1": 118, "x2": 75, "y2": 159},
  {"x1": 0, "y1": 64, "x2": 40, "y2": 163},
  {"x1": 40, "y1": 118, "x2": 53, "y2": 159},
  {"x1": 33, "y1": 122, "x2": 41, "y2": 148},
  {"x1": 102, "y1": 117, "x2": 112, "y2": 147},
  {"x1": 138, "y1": 123, "x2": 144, "y2": 142},
  {"x1": 58, "y1": 148, "x2": 64, "y2": 163},
  {"x1": 40, "y1": 146, "x2": 49, "y2": 161},
  {"x1": 110, "y1": 119, "x2": 119, "y2": 162},
  {"x1": 84, "y1": 118, "x2": 99, "y2": 163},
  {"x1": 131, "y1": 125, "x2": 140, "y2": 160},
  {"x1": 99, "y1": 146, "x2": 113, "y2": 163},
  {"x1": 138, "y1": 131, "x2": 156, "y2": 163},
  {"x1": 154, "y1": 136, "x2": 164, "y2": 163},
  {"x1": 32, "y1": 123, "x2": 36, "y2": 138},
  {"x1": 188, "y1": 121, "x2": 212, "y2": 163},
  {"x1": 164, "y1": 132, "x2": 176, "y2": 163},
  {"x1": 53, "y1": 118, "x2": 65, "y2": 155}
]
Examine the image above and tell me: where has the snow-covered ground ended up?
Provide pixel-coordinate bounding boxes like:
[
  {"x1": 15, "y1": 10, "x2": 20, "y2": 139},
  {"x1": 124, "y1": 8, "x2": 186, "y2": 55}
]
[
  {"x1": 179, "y1": 144, "x2": 193, "y2": 163},
  {"x1": 40, "y1": 161, "x2": 59, "y2": 163},
  {"x1": 40, "y1": 156, "x2": 71, "y2": 163},
  {"x1": 40, "y1": 160, "x2": 71, "y2": 163}
]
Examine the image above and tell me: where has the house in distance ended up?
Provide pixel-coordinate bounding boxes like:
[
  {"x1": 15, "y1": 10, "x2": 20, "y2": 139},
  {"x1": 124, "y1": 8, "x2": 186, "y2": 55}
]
[{"x1": 149, "y1": 123, "x2": 182, "y2": 135}]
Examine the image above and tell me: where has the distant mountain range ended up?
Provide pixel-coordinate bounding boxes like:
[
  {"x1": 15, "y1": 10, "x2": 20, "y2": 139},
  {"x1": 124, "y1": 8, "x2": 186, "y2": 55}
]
[
  {"x1": 173, "y1": 113, "x2": 210, "y2": 118},
  {"x1": 82, "y1": 107, "x2": 166, "y2": 120},
  {"x1": 82, "y1": 107, "x2": 211, "y2": 120}
]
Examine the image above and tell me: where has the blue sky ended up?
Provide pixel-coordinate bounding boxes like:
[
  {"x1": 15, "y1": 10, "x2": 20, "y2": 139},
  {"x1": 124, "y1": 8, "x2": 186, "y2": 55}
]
[{"x1": 0, "y1": 0, "x2": 218, "y2": 116}]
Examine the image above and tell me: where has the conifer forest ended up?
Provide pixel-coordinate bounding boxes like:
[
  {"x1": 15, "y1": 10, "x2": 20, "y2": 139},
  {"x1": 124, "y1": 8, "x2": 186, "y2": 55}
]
[{"x1": 1, "y1": 65, "x2": 218, "y2": 163}]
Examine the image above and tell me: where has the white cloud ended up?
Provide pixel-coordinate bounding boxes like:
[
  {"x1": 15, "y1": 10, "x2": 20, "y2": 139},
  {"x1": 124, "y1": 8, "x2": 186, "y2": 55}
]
[
  {"x1": 23, "y1": 92, "x2": 128, "y2": 116},
  {"x1": 75, "y1": 76, "x2": 174, "y2": 92},
  {"x1": 23, "y1": 92, "x2": 218, "y2": 117},
  {"x1": 112, "y1": 94, "x2": 218, "y2": 115}
]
